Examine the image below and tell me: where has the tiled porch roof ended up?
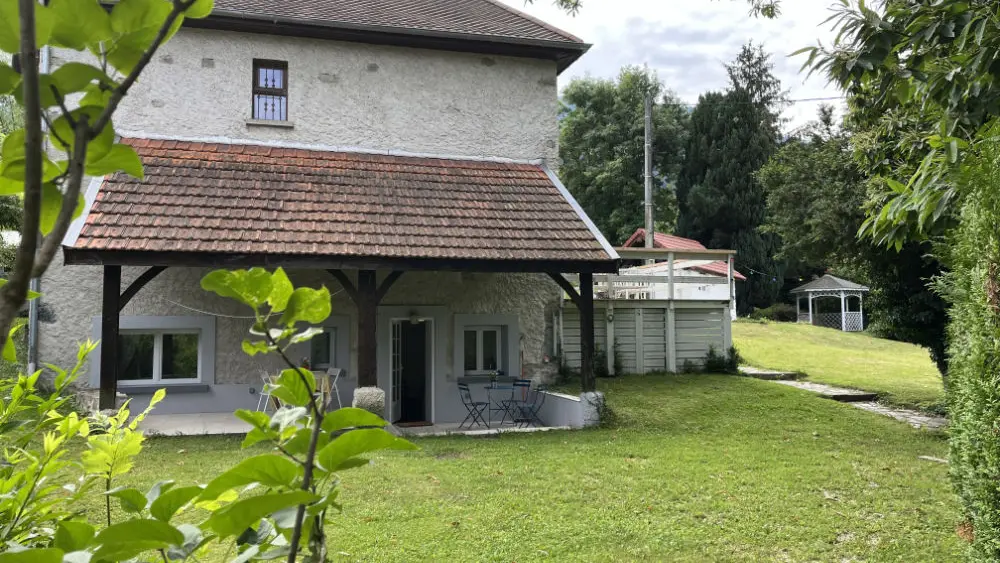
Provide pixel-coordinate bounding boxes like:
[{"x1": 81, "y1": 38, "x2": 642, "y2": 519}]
[{"x1": 69, "y1": 138, "x2": 616, "y2": 266}]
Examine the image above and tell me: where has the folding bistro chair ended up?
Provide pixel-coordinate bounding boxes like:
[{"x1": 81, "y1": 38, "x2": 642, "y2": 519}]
[
  {"x1": 515, "y1": 384, "x2": 548, "y2": 428},
  {"x1": 501, "y1": 379, "x2": 532, "y2": 425},
  {"x1": 458, "y1": 383, "x2": 489, "y2": 429}
]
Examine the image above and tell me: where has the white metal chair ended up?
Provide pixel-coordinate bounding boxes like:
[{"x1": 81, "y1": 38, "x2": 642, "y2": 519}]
[
  {"x1": 326, "y1": 367, "x2": 344, "y2": 410},
  {"x1": 257, "y1": 372, "x2": 279, "y2": 412}
]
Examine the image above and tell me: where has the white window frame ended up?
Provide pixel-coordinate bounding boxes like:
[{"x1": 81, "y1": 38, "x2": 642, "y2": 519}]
[
  {"x1": 117, "y1": 329, "x2": 202, "y2": 386},
  {"x1": 90, "y1": 316, "x2": 216, "y2": 390},
  {"x1": 463, "y1": 326, "x2": 501, "y2": 375}
]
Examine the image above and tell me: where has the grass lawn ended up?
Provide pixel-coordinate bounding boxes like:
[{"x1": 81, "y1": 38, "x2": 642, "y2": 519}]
[
  {"x1": 733, "y1": 321, "x2": 945, "y2": 412},
  {"x1": 105, "y1": 375, "x2": 960, "y2": 561}
]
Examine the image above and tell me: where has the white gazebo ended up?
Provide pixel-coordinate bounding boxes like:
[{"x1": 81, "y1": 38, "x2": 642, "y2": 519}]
[{"x1": 790, "y1": 274, "x2": 869, "y2": 332}]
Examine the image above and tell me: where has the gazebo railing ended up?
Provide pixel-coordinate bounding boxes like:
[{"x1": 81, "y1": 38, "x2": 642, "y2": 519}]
[
  {"x1": 812, "y1": 312, "x2": 842, "y2": 330},
  {"x1": 844, "y1": 311, "x2": 863, "y2": 332}
]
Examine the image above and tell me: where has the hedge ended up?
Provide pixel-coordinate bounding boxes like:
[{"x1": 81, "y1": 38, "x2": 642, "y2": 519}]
[{"x1": 939, "y1": 124, "x2": 1000, "y2": 561}]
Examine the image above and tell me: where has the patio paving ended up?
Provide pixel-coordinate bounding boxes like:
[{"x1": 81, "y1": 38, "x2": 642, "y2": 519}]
[
  {"x1": 138, "y1": 413, "x2": 569, "y2": 438},
  {"x1": 392, "y1": 422, "x2": 570, "y2": 437}
]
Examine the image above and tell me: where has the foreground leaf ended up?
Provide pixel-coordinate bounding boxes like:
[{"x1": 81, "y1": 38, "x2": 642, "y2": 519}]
[
  {"x1": 0, "y1": 549, "x2": 62, "y2": 563},
  {"x1": 199, "y1": 454, "x2": 300, "y2": 500},
  {"x1": 204, "y1": 491, "x2": 319, "y2": 537},
  {"x1": 316, "y1": 428, "x2": 417, "y2": 472},
  {"x1": 92, "y1": 519, "x2": 184, "y2": 561}
]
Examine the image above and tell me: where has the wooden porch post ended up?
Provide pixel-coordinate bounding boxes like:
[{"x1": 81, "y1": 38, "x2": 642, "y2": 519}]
[
  {"x1": 99, "y1": 266, "x2": 121, "y2": 410},
  {"x1": 579, "y1": 270, "x2": 595, "y2": 393},
  {"x1": 328, "y1": 269, "x2": 403, "y2": 390},
  {"x1": 356, "y1": 270, "x2": 378, "y2": 388}
]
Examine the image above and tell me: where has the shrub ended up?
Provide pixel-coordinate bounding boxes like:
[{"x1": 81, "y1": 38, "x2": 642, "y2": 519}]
[
  {"x1": 749, "y1": 303, "x2": 798, "y2": 322},
  {"x1": 594, "y1": 344, "x2": 623, "y2": 378},
  {"x1": 936, "y1": 124, "x2": 1000, "y2": 561},
  {"x1": 702, "y1": 345, "x2": 742, "y2": 374}
]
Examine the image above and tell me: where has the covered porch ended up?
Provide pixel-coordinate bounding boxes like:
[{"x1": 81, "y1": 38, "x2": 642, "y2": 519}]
[{"x1": 60, "y1": 138, "x2": 619, "y2": 427}]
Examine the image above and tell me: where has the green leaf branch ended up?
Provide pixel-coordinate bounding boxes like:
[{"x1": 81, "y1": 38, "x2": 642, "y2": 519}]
[{"x1": 0, "y1": 0, "x2": 214, "y2": 368}]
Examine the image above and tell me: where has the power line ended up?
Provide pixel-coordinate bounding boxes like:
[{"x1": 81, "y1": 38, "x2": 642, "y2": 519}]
[{"x1": 660, "y1": 95, "x2": 846, "y2": 109}]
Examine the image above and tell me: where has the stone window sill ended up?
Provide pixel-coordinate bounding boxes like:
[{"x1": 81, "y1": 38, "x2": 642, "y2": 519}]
[
  {"x1": 246, "y1": 119, "x2": 295, "y2": 129},
  {"x1": 120, "y1": 384, "x2": 209, "y2": 395}
]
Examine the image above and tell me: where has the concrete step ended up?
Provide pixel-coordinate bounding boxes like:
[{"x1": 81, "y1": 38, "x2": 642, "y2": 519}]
[
  {"x1": 738, "y1": 366, "x2": 803, "y2": 381},
  {"x1": 820, "y1": 391, "x2": 879, "y2": 403}
]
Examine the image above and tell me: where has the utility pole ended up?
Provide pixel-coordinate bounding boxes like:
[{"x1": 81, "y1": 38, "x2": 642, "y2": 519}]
[{"x1": 643, "y1": 93, "x2": 654, "y2": 261}]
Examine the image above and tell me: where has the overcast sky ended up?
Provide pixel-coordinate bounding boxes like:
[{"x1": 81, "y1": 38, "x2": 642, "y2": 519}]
[{"x1": 500, "y1": 0, "x2": 847, "y2": 130}]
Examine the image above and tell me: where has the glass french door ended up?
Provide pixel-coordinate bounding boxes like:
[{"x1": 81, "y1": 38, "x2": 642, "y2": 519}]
[{"x1": 390, "y1": 320, "x2": 403, "y2": 422}]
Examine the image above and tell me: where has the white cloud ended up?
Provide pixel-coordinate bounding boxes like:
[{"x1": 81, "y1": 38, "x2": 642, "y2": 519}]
[{"x1": 501, "y1": 0, "x2": 846, "y2": 129}]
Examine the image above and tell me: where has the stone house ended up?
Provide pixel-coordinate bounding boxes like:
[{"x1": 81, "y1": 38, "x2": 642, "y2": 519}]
[{"x1": 38, "y1": 0, "x2": 616, "y2": 424}]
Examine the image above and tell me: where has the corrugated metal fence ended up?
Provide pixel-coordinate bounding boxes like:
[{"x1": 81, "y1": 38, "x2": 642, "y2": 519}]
[{"x1": 558, "y1": 300, "x2": 731, "y2": 374}]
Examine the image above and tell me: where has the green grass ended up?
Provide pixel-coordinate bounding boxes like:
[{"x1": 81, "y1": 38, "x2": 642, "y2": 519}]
[
  {"x1": 105, "y1": 375, "x2": 960, "y2": 561},
  {"x1": 733, "y1": 320, "x2": 946, "y2": 412}
]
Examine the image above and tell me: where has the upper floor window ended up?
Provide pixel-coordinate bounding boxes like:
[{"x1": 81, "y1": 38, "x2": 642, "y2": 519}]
[{"x1": 252, "y1": 59, "x2": 288, "y2": 121}]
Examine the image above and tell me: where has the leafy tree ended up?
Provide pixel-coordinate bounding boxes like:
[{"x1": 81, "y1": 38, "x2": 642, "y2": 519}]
[
  {"x1": 799, "y1": 0, "x2": 998, "y2": 246},
  {"x1": 676, "y1": 43, "x2": 785, "y2": 314},
  {"x1": 559, "y1": 66, "x2": 689, "y2": 244},
  {"x1": 758, "y1": 107, "x2": 861, "y2": 273}
]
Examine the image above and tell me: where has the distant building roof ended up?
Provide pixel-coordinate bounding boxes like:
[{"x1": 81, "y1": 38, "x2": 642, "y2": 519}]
[
  {"x1": 790, "y1": 274, "x2": 870, "y2": 294},
  {"x1": 621, "y1": 228, "x2": 746, "y2": 281}
]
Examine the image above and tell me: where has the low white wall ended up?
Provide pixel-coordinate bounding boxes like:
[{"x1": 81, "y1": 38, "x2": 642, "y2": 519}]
[{"x1": 537, "y1": 390, "x2": 602, "y2": 428}]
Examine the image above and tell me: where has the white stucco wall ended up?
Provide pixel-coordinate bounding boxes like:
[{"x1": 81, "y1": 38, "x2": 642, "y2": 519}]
[
  {"x1": 53, "y1": 27, "x2": 560, "y2": 162},
  {"x1": 39, "y1": 254, "x2": 561, "y2": 418}
]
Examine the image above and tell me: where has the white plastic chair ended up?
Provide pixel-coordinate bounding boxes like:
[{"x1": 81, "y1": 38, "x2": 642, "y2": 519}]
[
  {"x1": 257, "y1": 372, "x2": 279, "y2": 412},
  {"x1": 326, "y1": 367, "x2": 344, "y2": 410}
]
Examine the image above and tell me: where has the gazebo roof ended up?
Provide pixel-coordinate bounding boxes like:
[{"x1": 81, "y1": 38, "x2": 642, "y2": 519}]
[{"x1": 790, "y1": 274, "x2": 869, "y2": 294}]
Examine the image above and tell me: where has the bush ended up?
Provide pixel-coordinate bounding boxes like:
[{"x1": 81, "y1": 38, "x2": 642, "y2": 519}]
[
  {"x1": 936, "y1": 124, "x2": 1000, "y2": 561},
  {"x1": 749, "y1": 303, "x2": 798, "y2": 322},
  {"x1": 593, "y1": 344, "x2": 623, "y2": 378}
]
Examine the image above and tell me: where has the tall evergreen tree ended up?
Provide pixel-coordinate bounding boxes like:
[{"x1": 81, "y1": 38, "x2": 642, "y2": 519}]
[
  {"x1": 676, "y1": 43, "x2": 785, "y2": 313},
  {"x1": 559, "y1": 67, "x2": 689, "y2": 245}
]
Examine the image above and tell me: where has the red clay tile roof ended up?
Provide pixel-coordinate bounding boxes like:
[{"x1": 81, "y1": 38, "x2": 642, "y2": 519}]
[
  {"x1": 211, "y1": 0, "x2": 583, "y2": 45},
  {"x1": 622, "y1": 228, "x2": 746, "y2": 281},
  {"x1": 71, "y1": 139, "x2": 614, "y2": 264}
]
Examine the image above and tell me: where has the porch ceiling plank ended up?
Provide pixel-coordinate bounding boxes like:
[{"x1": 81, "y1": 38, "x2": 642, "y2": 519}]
[
  {"x1": 326, "y1": 269, "x2": 360, "y2": 304},
  {"x1": 548, "y1": 272, "x2": 581, "y2": 306},
  {"x1": 63, "y1": 249, "x2": 620, "y2": 274},
  {"x1": 375, "y1": 271, "x2": 404, "y2": 303},
  {"x1": 119, "y1": 266, "x2": 167, "y2": 312}
]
